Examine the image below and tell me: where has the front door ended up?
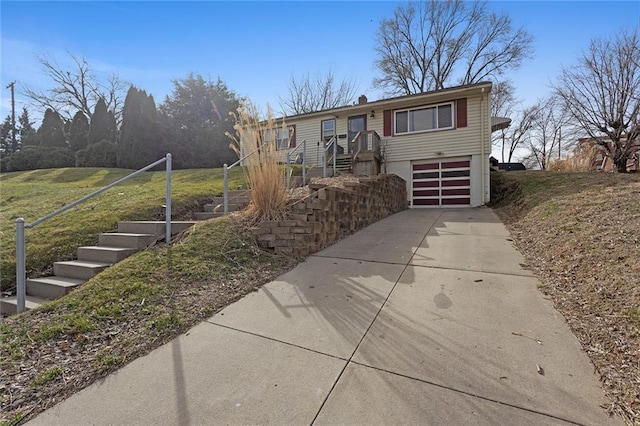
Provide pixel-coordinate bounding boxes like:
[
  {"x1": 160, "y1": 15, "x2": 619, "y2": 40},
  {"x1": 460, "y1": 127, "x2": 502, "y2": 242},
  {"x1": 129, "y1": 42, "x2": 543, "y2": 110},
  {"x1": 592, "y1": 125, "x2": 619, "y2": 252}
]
[{"x1": 348, "y1": 115, "x2": 367, "y2": 153}]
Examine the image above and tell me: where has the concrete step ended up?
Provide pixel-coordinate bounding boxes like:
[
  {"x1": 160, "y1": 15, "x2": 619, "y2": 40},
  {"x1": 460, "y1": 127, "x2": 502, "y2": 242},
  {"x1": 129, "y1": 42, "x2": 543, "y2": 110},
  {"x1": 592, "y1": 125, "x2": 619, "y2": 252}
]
[
  {"x1": 1, "y1": 295, "x2": 47, "y2": 316},
  {"x1": 53, "y1": 260, "x2": 110, "y2": 280},
  {"x1": 194, "y1": 212, "x2": 225, "y2": 221},
  {"x1": 117, "y1": 221, "x2": 197, "y2": 235},
  {"x1": 77, "y1": 246, "x2": 138, "y2": 263},
  {"x1": 211, "y1": 196, "x2": 251, "y2": 205},
  {"x1": 99, "y1": 233, "x2": 157, "y2": 249},
  {"x1": 203, "y1": 203, "x2": 246, "y2": 213},
  {"x1": 26, "y1": 276, "x2": 85, "y2": 299}
]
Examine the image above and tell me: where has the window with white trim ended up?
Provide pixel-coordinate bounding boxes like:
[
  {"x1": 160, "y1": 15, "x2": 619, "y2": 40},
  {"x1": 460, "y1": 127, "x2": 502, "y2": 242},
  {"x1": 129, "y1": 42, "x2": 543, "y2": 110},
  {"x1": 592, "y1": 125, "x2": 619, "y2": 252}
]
[
  {"x1": 265, "y1": 126, "x2": 295, "y2": 150},
  {"x1": 321, "y1": 119, "x2": 336, "y2": 141},
  {"x1": 394, "y1": 102, "x2": 454, "y2": 134}
]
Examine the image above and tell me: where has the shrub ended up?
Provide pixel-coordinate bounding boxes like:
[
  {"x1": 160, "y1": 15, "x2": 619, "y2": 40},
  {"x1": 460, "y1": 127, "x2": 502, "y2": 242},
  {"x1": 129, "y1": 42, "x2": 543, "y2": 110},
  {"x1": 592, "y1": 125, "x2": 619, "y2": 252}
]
[
  {"x1": 0, "y1": 146, "x2": 75, "y2": 172},
  {"x1": 76, "y1": 140, "x2": 118, "y2": 167}
]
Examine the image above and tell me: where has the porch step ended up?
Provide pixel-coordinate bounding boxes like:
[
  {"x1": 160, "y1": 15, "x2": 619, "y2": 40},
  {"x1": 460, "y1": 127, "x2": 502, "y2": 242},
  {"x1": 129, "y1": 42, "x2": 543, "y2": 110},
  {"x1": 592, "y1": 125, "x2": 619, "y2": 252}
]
[
  {"x1": 26, "y1": 276, "x2": 85, "y2": 299},
  {"x1": 53, "y1": 260, "x2": 111, "y2": 280},
  {"x1": 1, "y1": 295, "x2": 48, "y2": 316},
  {"x1": 98, "y1": 233, "x2": 157, "y2": 249},
  {"x1": 77, "y1": 246, "x2": 138, "y2": 263}
]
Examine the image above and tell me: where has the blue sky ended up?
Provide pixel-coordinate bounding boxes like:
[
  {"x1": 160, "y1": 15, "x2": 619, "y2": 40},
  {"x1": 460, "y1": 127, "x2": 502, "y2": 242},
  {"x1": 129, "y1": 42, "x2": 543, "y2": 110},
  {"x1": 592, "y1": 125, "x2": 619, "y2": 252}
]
[{"x1": 1, "y1": 1, "x2": 638, "y2": 125}]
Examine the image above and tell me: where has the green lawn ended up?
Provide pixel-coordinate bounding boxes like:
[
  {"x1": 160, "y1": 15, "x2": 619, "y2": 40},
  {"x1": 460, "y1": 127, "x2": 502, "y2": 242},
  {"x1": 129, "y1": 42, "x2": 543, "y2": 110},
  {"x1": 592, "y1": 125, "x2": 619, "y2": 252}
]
[{"x1": 0, "y1": 167, "x2": 247, "y2": 291}]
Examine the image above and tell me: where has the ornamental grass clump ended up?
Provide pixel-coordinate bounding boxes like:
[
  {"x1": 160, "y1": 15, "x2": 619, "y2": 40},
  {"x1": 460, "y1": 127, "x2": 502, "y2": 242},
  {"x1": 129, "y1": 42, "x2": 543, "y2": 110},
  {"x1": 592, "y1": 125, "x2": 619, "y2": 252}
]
[{"x1": 228, "y1": 102, "x2": 290, "y2": 222}]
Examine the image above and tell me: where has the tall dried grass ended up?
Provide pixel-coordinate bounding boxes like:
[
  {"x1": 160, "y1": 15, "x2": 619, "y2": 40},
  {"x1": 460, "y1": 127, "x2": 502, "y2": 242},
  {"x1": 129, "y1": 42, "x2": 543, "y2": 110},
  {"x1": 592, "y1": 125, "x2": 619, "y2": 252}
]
[
  {"x1": 227, "y1": 102, "x2": 290, "y2": 222},
  {"x1": 547, "y1": 143, "x2": 598, "y2": 172}
]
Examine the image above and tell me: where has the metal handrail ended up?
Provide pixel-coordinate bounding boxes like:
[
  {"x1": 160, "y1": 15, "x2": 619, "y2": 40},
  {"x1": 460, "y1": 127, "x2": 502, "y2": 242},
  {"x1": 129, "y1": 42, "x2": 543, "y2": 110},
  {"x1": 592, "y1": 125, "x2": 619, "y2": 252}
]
[
  {"x1": 323, "y1": 135, "x2": 338, "y2": 177},
  {"x1": 222, "y1": 143, "x2": 266, "y2": 214},
  {"x1": 14, "y1": 153, "x2": 173, "y2": 314},
  {"x1": 286, "y1": 140, "x2": 307, "y2": 188}
]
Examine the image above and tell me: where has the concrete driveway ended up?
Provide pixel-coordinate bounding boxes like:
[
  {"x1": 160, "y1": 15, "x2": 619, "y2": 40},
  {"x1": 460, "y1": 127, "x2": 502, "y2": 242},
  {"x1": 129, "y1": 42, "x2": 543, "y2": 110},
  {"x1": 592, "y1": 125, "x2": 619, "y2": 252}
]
[{"x1": 30, "y1": 208, "x2": 620, "y2": 425}]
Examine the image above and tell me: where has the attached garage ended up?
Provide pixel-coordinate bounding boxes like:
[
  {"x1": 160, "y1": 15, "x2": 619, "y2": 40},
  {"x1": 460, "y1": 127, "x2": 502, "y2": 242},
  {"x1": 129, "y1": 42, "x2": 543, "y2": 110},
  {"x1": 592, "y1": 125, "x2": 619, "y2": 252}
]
[{"x1": 411, "y1": 157, "x2": 472, "y2": 207}]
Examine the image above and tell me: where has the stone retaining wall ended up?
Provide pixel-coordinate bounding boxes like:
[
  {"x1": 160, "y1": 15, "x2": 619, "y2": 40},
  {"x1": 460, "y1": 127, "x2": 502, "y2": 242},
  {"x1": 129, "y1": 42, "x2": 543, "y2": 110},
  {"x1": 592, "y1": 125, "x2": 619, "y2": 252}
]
[{"x1": 251, "y1": 174, "x2": 407, "y2": 257}]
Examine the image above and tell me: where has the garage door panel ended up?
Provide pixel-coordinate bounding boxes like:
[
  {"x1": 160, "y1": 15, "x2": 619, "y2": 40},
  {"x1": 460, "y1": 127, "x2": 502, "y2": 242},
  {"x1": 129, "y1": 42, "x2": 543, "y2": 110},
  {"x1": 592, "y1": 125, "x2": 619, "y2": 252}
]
[
  {"x1": 413, "y1": 172, "x2": 440, "y2": 179},
  {"x1": 442, "y1": 188, "x2": 470, "y2": 196},
  {"x1": 412, "y1": 163, "x2": 439, "y2": 171},
  {"x1": 441, "y1": 170, "x2": 470, "y2": 178},
  {"x1": 413, "y1": 199, "x2": 440, "y2": 206},
  {"x1": 441, "y1": 160, "x2": 470, "y2": 169},
  {"x1": 442, "y1": 179, "x2": 470, "y2": 187},
  {"x1": 413, "y1": 189, "x2": 440, "y2": 197},
  {"x1": 414, "y1": 181, "x2": 440, "y2": 188},
  {"x1": 442, "y1": 198, "x2": 471, "y2": 205},
  {"x1": 411, "y1": 157, "x2": 472, "y2": 207}
]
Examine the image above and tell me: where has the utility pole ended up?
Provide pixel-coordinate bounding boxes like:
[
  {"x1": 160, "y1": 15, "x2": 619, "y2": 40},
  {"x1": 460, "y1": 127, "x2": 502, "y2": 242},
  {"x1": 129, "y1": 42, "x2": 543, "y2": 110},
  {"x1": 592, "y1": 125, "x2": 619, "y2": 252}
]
[{"x1": 6, "y1": 81, "x2": 17, "y2": 153}]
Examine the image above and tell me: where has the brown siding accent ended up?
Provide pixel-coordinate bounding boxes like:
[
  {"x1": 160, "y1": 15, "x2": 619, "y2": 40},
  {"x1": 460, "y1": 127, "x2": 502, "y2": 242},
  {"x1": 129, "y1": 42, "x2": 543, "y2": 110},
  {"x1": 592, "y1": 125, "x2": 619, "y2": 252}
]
[
  {"x1": 383, "y1": 110, "x2": 392, "y2": 136},
  {"x1": 456, "y1": 98, "x2": 467, "y2": 128}
]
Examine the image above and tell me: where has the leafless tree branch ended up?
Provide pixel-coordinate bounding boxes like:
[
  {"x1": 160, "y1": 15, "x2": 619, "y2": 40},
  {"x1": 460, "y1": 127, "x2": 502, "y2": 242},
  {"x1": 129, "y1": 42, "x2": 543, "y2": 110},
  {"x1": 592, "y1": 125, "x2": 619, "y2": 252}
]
[
  {"x1": 554, "y1": 27, "x2": 640, "y2": 172},
  {"x1": 373, "y1": 0, "x2": 534, "y2": 95},
  {"x1": 21, "y1": 52, "x2": 127, "y2": 123},
  {"x1": 279, "y1": 69, "x2": 359, "y2": 115}
]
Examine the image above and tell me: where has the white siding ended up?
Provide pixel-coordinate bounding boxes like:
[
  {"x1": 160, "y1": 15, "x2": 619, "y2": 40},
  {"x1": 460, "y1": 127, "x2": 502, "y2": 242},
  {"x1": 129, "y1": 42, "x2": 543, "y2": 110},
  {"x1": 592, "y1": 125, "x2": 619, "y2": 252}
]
[{"x1": 385, "y1": 94, "x2": 484, "y2": 163}]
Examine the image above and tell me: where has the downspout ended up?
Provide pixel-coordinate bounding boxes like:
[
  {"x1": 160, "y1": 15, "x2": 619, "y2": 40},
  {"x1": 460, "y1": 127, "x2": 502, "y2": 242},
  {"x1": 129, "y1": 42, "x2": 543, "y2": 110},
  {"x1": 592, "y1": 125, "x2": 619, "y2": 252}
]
[{"x1": 480, "y1": 87, "x2": 486, "y2": 205}]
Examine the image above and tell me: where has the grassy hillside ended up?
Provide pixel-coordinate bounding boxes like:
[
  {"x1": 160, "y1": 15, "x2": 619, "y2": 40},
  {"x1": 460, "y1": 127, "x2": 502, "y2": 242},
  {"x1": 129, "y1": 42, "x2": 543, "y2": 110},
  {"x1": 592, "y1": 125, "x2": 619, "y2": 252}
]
[
  {"x1": 0, "y1": 167, "x2": 247, "y2": 292},
  {"x1": 0, "y1": 215, "x2": 295, "y2": 425},
  {"x1": 490, "y1": 171, "x2": 640, "y2": 424}
]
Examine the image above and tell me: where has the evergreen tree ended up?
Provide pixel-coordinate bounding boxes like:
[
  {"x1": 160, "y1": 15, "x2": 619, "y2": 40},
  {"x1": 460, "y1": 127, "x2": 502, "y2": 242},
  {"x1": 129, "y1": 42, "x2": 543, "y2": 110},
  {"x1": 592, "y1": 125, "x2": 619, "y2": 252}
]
[
  {"x1": 118, "y1": 86, "x2": 162, "y2": 169},
  {"x1": 89, "y1": 98, "x2": 117, "y2": 145},
  {"x1": 18, "y1": 107, "x2": 38, "y2": 147},
  {"x1": 68, "y1": 111, "x2": 90, "y2": 152},
  {"x1": 0, "y1": 115, "x2": 12, "y2": 157},
  {"x1": 38, "y1": 108, "x2": 66, "y2": 148},
  {"x1": 159, "y1": 74, "x2": 240, "y2": 169}
]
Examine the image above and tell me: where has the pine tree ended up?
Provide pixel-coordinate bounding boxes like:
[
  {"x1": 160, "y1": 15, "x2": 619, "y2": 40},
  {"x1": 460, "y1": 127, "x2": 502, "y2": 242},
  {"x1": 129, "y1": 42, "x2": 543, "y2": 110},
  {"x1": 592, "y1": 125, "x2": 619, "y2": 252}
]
[
  {"x1": 18, "y1": 107, "x2": 38, "y2": 147},
  {"x1": 159, "y1": 74, "x2": 240, "y2": 168},
  {"x1": 117, "y1": 86, "x2": 162, "y2": 169},
  {"x1": 0, "y1": 115, "x2": 12, "y2": 156},
  {"x1": 38, "y1": 108, "x2": 67, "y2": 148},
  {"x1": 89, "y1": 98, "x2": 117, "y2": 145},
  {"x1": 68, "y1": 111, "x2": 90, "y2": 152}
]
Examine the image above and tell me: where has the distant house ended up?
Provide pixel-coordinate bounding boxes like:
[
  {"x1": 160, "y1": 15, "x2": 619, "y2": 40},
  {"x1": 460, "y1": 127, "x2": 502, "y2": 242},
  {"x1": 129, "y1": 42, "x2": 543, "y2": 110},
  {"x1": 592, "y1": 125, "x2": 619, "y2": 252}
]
[
  {"x1": 244, "y1": 82, "x2": 508, "y2": 207},
  {"x1": 577, "y1": 136, "x2": 640, "y2": 172}
]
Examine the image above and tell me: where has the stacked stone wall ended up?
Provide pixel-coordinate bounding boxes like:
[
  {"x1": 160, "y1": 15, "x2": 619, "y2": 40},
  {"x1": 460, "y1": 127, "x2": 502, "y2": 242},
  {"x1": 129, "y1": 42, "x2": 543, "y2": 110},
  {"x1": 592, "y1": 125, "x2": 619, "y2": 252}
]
[{"x1": 251, "y1": 174, "x2": 407, "y2": 257}]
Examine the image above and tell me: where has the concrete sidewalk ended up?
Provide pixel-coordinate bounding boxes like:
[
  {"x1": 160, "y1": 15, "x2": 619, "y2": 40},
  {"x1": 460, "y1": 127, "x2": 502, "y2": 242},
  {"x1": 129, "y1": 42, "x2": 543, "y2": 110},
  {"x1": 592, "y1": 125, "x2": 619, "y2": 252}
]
[{"x1": 30, "y1": 208, "x2": 620, "y2": 425}]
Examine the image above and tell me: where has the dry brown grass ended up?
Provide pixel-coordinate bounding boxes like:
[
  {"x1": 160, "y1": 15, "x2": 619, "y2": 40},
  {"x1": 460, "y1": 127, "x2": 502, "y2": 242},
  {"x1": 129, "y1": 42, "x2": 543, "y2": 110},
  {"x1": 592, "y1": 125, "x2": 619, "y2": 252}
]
[
  {"x1": 227, "y1": 102, "x2": 290, "y2": 223},
  {"x1": 547, "y1": 143, "x2": 598, "y2": 172},
  {"x1": 491, "y1": 171, "x2": 640, "y2": 424}
]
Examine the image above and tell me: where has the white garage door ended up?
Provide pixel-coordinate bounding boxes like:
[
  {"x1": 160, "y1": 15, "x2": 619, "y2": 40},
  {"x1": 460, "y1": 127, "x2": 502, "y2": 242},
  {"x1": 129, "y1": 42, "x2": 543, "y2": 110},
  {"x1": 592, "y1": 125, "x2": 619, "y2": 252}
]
[{"x1": 411, "y1": 158, "x2": 471, "y2": 207}]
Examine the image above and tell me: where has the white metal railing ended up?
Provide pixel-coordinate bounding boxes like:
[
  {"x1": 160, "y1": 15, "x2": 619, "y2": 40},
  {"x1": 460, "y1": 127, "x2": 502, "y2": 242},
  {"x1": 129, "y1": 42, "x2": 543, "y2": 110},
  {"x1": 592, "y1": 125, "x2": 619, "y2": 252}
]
[
  {"x1": 285, "y1": 140, "x2": 307, "y2": 188},
  {"x1": 223, "y1": 143, "x2": 268, "y2": 214},
  {"x1": 323, "y1": 135, "x2": 338, "y2": 177},
  {"x1": 14, "y1": 153, "x2": 172, "y2": 314}
]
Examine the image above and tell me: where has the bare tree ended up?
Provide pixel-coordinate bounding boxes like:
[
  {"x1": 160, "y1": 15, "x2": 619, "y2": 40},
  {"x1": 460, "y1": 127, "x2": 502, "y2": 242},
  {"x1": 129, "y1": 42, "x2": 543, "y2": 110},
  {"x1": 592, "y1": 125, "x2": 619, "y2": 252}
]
[
  {"x1": 554, "y1": 28, "x2": 640, "y2": 172},
  {"x1": 22, "y1": 52, "x2": 127, "y2": 122},
  {"x1": 500, "y1": 104, "x2": 538, "y2": 163},
  {"x1": 373, "y1": 0, "x2": 533, "y2": 95},
  {"x1": 279, "y1": 69, "x2": 358, "y2": 115},
  {"x1": 526, "y1": 96, "x2": 575, "y2": 170}
]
